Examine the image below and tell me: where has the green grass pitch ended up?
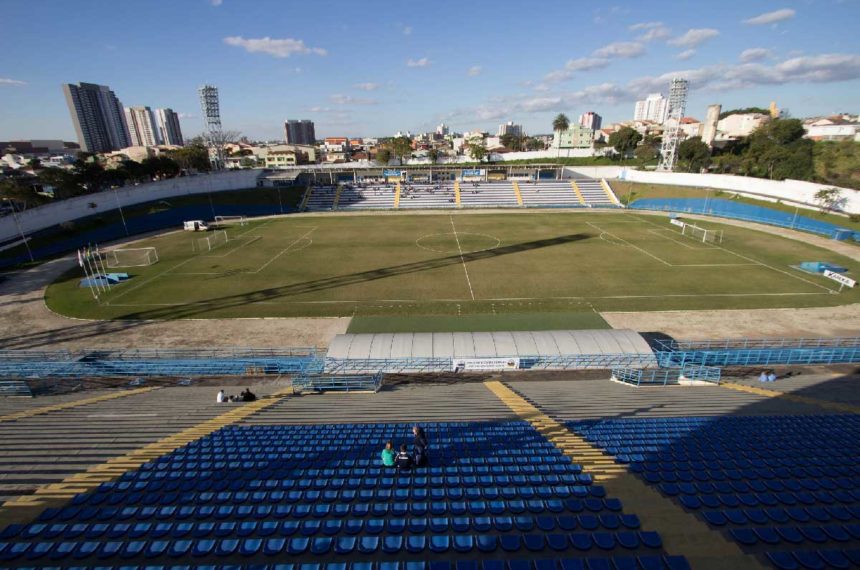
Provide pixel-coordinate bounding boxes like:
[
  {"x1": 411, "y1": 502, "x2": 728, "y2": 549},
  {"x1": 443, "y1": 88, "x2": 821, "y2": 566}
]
[{"x1": 46, "y1": 211, "x2": 860, "y2": 325}]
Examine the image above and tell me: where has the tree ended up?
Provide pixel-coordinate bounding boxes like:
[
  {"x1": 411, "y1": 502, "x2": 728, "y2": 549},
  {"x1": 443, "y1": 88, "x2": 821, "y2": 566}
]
[
  {"x1": 428, "y1": 148, "x2": 439, "y2": 164},
  {"x1": 814, "y1": 187, "x2": 846, "y2": 212},
  {"x1": 201, "y1": 129, "x2": 241, "y2": 169},
  {"x1": 27, "y1": 158, "x2": 42, "y2": 170},
  {"x1": 634, "y1": 145, "x2": 659, "y2": 164},
  {"x1": 552, "y1": 114, "x2": 570, "y2": 158},
  {"x1": 500, "y1": 133, "x2": 524, "y2": 151},
  {"x1": 525, "y1": 137, "x2": 545, "y2": 151},
  {"x1": 467, "y1": 141, "x2": 487, "y2": 163},
  {"x1": 0, "y1": 178, "x2": 45, "y2": 208},
  {"x1": 37, "y1": 167, "x2": 82, "y2": 199},
  {"x1": 163, "y1": 144, "x2": 211, "y2": 172},
  {"x1": 607, "y1": 127, "x2": 642, "y2": 158},
  {"x1": 141, "y1": 156, "x2": 180, "y2": 180},
  {"x1": 676, "y1": 137, "x2": 711, "y2": 172},
  {"x1": 745, "y1": 118, "x2": 813, "y2": 180},
  {"x1": 390, "y1": 137, "x2": 413, "y2": 164},
  {"x1": 376, "y1": 148, "x2": 392, "y2": 165},
  {"x1": 718, "y1": 107, "x2": 770, "y2": 120}
]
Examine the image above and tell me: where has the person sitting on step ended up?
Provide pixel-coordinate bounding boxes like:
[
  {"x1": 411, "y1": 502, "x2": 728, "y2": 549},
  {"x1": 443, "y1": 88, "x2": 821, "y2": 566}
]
[{"x1": 381, "y1": 441, "x2": 396, "y2": 468}]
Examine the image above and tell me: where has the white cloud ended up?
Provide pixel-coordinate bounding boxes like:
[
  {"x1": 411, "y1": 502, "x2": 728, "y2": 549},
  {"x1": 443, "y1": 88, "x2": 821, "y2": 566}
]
[
  {"x1": 406, "y1": 57, "x2": 431, "y2": 68},
  {"x1": 676, "y1": 49, "x2": 696, "y2": 60},
  {"x1": 402, "y1": 25, "x2": 412, "y2": 36},
  {"x1": 455, "y1": 52, "x2": 860, "y2": 123},
  {"x1": 309, "y1": 106, "x2": 334, "y2": 113},
  {"x1": 543, "y1": 57, "x2": 610, "y2": 84},
  {"x1": 0, "y1": 78, "x2": 26, "y2": 86},
  {"x1": 740, "y1": 48, "x2": 773, "y2": 63},
  {"x1": 177, "y1": 112, "x2": 194, "y2": 119},
  {"x1": 354, "y1": 82, "x2": 380, "y2": 91},
  {"x1": 667, "y1": 28, "x2": 719, "y2": 48},
  {"x1": 329, "y1": 94, "x2": 378, "y2": 105},
  {"x1": 629, "y1": 21, "x2": 671, "y2": 42},
  {"x1": 210, "y1": 0, "x2": 222, "y2": 5},
  {"x1": 593, "y1": 41, "x2": 645, "y2": 58},
  {"x1": 743, "y1": 8, "x2": 795, "y2": 25},
  {"x1": 223, "y1": 36, "x2": 327, "y2": 58},
  {"x1": 468, "y1": 66, "x2": 482, "y2": 77}
]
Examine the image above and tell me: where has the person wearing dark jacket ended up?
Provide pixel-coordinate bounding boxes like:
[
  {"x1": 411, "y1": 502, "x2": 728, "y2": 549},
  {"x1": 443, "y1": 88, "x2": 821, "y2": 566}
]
[
  {"x1": 412, "y1": 425, "x2": 429, "y2": 467},
  {"x1": 395, "y1": 444, "x2": 413, "y2": 472}
]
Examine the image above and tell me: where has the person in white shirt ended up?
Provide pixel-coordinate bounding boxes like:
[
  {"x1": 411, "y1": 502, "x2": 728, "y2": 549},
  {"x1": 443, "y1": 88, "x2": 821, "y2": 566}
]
[{"x1": 216, "y1": 389, "x2": 226, "y2": 403}]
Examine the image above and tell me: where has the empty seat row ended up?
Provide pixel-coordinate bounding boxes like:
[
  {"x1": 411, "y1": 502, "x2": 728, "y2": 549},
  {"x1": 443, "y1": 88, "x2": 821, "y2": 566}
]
[
  {"x1": 728, "y1": 524, "x2": 859, "y2": 546},
  {"x1": 0, "y1": 554, "x2": 694, "y2": 570},
  {"x1": 675, "y1": 490, "x2": 859, "y2": 510},
  {"x1": 0, "y1": 530, "x2": 664, "y2": 561},
  {"x1": 37, "y1": 495, "x2": 619, "y2": 525},
  {"x1": 7, "y1": 513, "x2": 642, "y2": 541}
]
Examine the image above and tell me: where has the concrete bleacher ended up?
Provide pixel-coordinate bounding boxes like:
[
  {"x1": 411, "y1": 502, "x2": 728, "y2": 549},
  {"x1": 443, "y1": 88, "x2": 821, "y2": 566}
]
[
  {"x1": 304, "y1": 185, "x2": 338, "y2": 211},
  {"x1": 2, "y1": 371, "x2": 858, "y2": 568},
  {"x1": 459, "y1": 182, "x2": 519, "y2": 208},
  {"x1": 337, "y1": 185, "x2": 397, "y2": 210},
  {"x1": 518, "y1": 181, "x2": 582, "y2": 208},
  {"x1": 398, "y1": 183, "x2": 457, "y2": 209},
  {"x1": 574, "y1": 178, "x2": 618, "y2": 208}
]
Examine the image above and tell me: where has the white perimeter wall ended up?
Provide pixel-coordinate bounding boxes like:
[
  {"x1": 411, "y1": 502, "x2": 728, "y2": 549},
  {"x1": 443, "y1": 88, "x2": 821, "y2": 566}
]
[
  {"x1": 0, "y1": 170, "x2": 261, "y2": 243},
  {"x1": 562, "y1": 167, "x2": 860, "y2": 215}
]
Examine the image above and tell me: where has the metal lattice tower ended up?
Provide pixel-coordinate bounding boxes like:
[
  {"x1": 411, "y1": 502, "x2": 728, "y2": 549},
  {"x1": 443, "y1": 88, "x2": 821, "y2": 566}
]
[
  {"x1": 657, "y1": 77, "x2": 688, "y2": 172},
  {"x1": 198, "y1": 85, "x2": 223, "y2": 167}
]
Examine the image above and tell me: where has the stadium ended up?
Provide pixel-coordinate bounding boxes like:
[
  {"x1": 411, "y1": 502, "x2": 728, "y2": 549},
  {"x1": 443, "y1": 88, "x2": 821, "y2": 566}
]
[{"x1": 1, "y1": 164, "x2": 859, "y2": 570}]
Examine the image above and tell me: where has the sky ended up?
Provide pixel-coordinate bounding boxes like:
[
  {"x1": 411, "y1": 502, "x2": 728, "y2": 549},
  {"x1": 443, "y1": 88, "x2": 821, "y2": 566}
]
[{"x1": 0, "y1": 0, "x2": 858, "y2": 141}]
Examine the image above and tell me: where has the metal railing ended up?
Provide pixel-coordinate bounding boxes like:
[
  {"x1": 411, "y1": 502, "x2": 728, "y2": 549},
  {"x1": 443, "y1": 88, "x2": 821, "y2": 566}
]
[
  {"x1": 293, "y1": 373, "x2": 383, "y2": 394},
  {"x1": 611, "y1": 368, "x2": 677, "y2": 387}
]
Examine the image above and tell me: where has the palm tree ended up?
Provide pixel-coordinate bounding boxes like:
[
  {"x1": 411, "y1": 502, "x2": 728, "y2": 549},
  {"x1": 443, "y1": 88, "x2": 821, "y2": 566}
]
[{"x1": 552, "y1": 113, "x2": 570, "y2": 161}]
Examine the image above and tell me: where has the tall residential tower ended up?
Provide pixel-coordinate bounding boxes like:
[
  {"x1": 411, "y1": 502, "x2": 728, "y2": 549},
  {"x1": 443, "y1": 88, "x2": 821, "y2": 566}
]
[
  {"x1": 155, "y1": 108, "x2": 184, "y2": 146},
  {"x1": 63, "y1": 82, "x2": 131, "y2": 152},
  {"x1": 284, "y1": 120, "x2": 316, "y2": 145}
]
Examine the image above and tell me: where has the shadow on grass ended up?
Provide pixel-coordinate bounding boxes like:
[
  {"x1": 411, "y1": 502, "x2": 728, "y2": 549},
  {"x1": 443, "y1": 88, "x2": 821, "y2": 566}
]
[{"x1": 0, "y1": 233, "x2": 592, "y2": 349}]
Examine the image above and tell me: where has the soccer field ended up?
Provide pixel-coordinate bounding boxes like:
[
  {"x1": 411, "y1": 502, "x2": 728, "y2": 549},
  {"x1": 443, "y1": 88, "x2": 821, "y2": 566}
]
[{"x1": 46, "y1": 211, "x2": 860, "y2": 322}]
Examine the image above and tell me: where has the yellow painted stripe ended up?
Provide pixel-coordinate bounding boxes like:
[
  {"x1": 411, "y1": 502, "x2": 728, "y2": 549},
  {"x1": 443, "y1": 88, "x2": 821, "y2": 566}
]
[
  {"x1": 332, "y1": 185, "x2": 344, "y2": 210},
  {"x1": 721, "y1": 382, "x2": 860, "y2": 414},
  {"x1": 453, "y1": 181, "x2": 461, "y2": 207},
  {"x1": 600, "y1": 178, "x2": 620, "y2": 205},
  {"x1": 394, "y1": 181, "x2": 402, "y2": 208},
  {"x1": 0, "y1": 387, "x2": 156, "y2": 424},
  {"x1": 484, "y1": 380, "x2": 764, "y2": 570},
  {"x1": 0, "y1": 388, "x2": 294, "y2": 528},
  {"x1": 299, "y1": 185, "x2": 313, "y2": 210},
  {"x1": 512, "y1": 181, "x2": 523, "y2": 206},
  {"x1": 570, "y1": 181, "x2": 586, "y2": 205}
]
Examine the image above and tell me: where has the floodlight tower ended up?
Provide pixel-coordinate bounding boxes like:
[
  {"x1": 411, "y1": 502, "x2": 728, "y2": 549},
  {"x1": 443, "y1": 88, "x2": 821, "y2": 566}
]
[
  {"x1": 657, "y1": 77, "x2": 688, "y2": 172},
  {"x1": 198, "y1": 84, "x2": 223, "y2": 168}
]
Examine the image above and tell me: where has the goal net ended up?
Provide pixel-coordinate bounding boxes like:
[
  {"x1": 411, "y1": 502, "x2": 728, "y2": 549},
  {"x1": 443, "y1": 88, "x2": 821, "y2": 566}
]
[
  {"x1": 214, "y1": 215, "x2": 247, "y2": 226},
  {"x1": 193, "y1": 230, "x2": 228, "y2": 253},
  {"x1": 106, "y1": 247, "x2": 158, "y2": 267},
  {"x1": 681, "y1": 223, "x2": 723, "y2": 244}
]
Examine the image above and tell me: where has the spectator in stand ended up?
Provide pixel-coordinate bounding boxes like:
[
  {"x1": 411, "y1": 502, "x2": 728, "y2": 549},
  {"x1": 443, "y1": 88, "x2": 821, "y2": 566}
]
[
  {"x1": 413, "y1": 425, "x2": 429, "y2": 467},
  {"x1": 395, "y1": 444, "x2": 413, "y2": 472},
  {"x1": 758, "y1": 371, "x2": 768, "y2": 382},
  {"x1": 767, "y1": 370, "x2": 777, "y2": 382},
  {"x1": 241, "y1": 388, "x2": 257, "y2": 402},
  {"x1": 216, "y1": 389, "x2": 226, "y2": 403},
  {"x1": 381, "y1": 441, "x2": 396, "y2": 468}
]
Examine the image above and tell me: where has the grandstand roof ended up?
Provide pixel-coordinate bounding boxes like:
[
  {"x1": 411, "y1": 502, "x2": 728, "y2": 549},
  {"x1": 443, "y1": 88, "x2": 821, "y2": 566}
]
[{"x1": 326, "y1": 329, "x2": 655, "y2": 363}]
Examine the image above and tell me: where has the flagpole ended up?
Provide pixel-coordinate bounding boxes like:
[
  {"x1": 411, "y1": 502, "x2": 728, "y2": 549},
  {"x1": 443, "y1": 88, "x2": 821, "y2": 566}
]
[
  {"x1": 84, "y1": 245, "x2": 104, "y2": 296},
  {"x1": 79, "y1": 248, "x2": 98, "y2": 301},
  {"x1": 95, "y1": 244, "x2": 111, "y2": 292}
]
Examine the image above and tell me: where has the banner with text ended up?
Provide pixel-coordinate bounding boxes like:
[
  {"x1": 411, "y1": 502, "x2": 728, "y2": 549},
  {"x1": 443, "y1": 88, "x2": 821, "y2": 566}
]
[
  {"x1": 823, "y1": 270, "x2": 856, "y2": 289},
  {"x1": 452, "y1": 357, "x2": 520, "y2": 372}
]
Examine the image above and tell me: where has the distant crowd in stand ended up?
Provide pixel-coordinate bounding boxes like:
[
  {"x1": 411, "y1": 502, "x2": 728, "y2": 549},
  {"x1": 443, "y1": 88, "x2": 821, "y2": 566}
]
[
  {"x1": 216, "y1": 388, "x2": 257, "y2": 403},
  {"x1": 381, "y1": 425, "x2": 429, "y2": 472}
]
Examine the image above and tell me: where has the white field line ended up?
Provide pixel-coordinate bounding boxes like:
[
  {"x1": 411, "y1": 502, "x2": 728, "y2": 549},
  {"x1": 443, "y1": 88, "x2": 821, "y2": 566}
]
[
  {"x1": 450, "y1": 215, "x2": 476, "y2": 300},
  {"x1": 252, "y1": 228, "x2": 317, "y2": 274},
  {"x1": 646, "y1": 229, "x2": 718, "y2": 250},
  {"x1": 105, "y1": 257, "x2": 197, "y2": 304},
  {"x1": 201, "y1": 235, "x2": 263, "y2": 258},
  {"x1": 631, "y1": 213, "x2": 837, "y2": 293},
  {"x1": 590, "y1": 222, "x2": 671, "y2": 266},
  {"x1": 107, "y1": 290, "x2": 830, "y2": 308}
]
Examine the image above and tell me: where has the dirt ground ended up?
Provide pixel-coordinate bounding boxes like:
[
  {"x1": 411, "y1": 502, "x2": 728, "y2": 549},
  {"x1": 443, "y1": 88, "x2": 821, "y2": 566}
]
[{"x1": 0, "y1": 210, "x2": 856, "y2": 351}]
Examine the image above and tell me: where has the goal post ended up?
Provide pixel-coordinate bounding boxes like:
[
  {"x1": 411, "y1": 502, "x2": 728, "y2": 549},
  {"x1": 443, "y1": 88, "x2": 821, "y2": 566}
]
[
  {"x1": 681, "y1": 223, "x2": 723, "y2": 244},
  {"x1": 192, "y1": 230, "x2": 229, "y2": 253},
  {"x1": 214, "y1": 215, "x2": 247, "y2": 226},
  {"x1": 106, "y1": 247, "x2": 158, "y2": 267}
]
